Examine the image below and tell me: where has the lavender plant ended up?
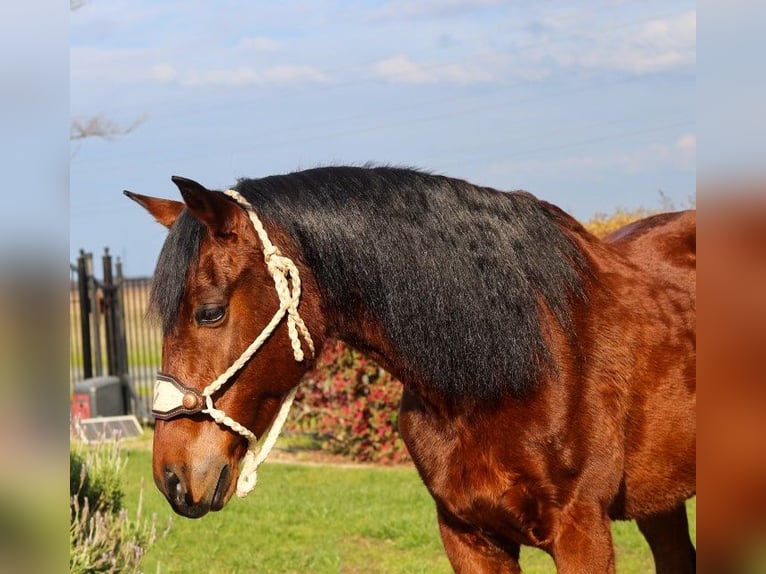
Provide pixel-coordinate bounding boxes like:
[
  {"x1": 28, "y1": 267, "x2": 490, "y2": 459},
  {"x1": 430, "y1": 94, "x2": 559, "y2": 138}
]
[{"x1": 70, "y1": 440, "x2": 168, "y2": 573}]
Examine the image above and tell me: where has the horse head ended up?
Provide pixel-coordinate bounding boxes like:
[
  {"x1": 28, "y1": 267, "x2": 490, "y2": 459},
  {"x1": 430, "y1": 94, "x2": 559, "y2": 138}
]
[{"x1": 126, "y1": 176, "x2": 321, "y2": 518}]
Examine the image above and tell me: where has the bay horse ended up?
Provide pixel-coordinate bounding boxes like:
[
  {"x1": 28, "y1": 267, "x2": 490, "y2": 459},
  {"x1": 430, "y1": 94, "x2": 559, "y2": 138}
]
[{"x1": 126, "y1": 166, "x2": 696, "y2": 573}]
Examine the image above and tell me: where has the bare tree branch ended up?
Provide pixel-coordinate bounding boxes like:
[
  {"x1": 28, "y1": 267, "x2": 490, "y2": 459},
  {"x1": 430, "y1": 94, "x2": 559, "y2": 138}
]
[{"x1": 70, "y1": 114, "x2": 147, "y2": 141}]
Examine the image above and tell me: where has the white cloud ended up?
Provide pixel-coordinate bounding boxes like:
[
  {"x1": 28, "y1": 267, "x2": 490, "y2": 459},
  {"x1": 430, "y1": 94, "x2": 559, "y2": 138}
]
[
  {"x1": 261, "y1": 65, "x2": 330, "y2": 84},
  {"x1": 373, "y1": 54, "x2": 492, "y2": 85},
  {"x1": 369, "y1": 0, "x2": 503, "y2": 21},
  {"x1": 370, "y1": 8, "x2": 697, "y2": 87},
  {"x1": 374, "y1": 55, "x2": 436, "y2": 84},
  {"x1": 72, "y1": 44, "x2": 330, "y2": 89},
  {"x1": 542, "y1": 9, "x2": 696, "y2": 74},
  {"x1": 181, "y1": 65, "x2": 331, "y2": 88}
]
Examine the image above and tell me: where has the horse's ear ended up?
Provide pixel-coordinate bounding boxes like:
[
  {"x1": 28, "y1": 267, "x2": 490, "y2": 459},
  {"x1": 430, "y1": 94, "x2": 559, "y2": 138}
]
[
  {"x1": 171, "y1": 175, "x2": 243, "y2": 240},
  {"x1": 123, "y1": 190, "x2": 185, "y2": 229}
]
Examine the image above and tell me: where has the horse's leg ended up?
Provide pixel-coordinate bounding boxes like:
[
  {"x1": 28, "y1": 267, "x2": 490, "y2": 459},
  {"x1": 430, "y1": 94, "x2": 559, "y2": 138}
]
[
  {"x1": 636, "y1": 504, "x2": 696, "y2": 574},
  {"x1": 551, "y1": 506, "x2": 615, "y2": 573},
  {"x1": 437, "y1": 511, "x2": 522, "y2": 574}
]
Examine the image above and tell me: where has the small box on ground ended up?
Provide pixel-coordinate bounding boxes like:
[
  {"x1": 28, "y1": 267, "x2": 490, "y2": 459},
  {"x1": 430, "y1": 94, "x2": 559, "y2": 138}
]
[{"x1": 71, "y1": 375, "x2": 125, "y2": 420}]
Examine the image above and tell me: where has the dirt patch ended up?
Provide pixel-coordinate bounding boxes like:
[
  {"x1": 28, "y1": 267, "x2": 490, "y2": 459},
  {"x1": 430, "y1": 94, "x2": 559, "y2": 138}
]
[
  {"x1": 121, "y1": 427, "x2": 413, "y2": 469},
  {"x1": 270, "y1": 447, "x2": 414, "y2": 469}
]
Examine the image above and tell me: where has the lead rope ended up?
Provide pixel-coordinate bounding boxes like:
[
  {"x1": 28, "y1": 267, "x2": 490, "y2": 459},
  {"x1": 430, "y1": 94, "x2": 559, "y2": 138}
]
[{"x1": 198, "y1": 189, "x2": 314, "y2": 498}]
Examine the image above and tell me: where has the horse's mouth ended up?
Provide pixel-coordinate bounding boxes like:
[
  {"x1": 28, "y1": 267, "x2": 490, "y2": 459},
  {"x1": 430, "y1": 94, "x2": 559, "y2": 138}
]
[{"x1": 211, "y1": 464, "x2": 231, "y2": 511}]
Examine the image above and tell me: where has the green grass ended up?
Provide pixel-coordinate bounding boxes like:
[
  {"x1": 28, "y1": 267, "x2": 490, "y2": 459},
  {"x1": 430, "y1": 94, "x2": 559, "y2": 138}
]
[
  {"x1": 120, "y1": 445, "x2": 696, "y2": 573},
  {"x1": 69, "y1": 345, "x2": 162, "y2": 370},
  {"x1": 123, "y1": 449, "x2": 449, "y2": 574}
]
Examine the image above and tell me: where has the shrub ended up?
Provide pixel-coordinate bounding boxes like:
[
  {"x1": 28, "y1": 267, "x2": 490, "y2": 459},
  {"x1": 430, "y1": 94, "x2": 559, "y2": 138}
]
[
  {"x1": 582, "y1": 207, "x2": 654, "y2": 238},
  {"x1": 70, "y1": 442, "x2": 123, "y2": 515},
  {"x1": 290, "y1": 341, "x2": 410, "y2": 464},
  {"x1": 70, "y1": 440, "x2": 168, "y2": 573}
]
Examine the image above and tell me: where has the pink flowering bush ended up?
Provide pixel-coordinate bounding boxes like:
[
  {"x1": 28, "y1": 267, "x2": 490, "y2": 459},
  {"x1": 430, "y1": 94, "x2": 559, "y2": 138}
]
[{"x1": 289, "y1": 341, "x2": 410, "y2": 464}]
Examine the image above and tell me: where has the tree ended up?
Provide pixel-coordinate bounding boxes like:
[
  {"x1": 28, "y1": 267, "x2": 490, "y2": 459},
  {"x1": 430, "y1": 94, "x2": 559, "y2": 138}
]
[{"x1": 70, "y1": 114, "x2": 146, "y2": 141}]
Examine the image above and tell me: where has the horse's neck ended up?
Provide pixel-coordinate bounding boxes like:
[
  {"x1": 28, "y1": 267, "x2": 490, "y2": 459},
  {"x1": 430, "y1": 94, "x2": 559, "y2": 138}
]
[{"x1": 298, "y1": 189, "x2": 598, "y2": 403}]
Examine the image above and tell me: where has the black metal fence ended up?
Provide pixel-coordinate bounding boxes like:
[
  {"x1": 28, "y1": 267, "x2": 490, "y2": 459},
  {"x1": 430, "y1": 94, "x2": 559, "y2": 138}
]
[{"x1": 70, "y1": 248, "x2": 161, "y2": 422}]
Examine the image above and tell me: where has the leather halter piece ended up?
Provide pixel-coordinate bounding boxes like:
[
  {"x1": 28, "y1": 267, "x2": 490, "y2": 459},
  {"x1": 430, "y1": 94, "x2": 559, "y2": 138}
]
[{"x1": 152, "y1": 373, "x2": 205, "y2": 420}]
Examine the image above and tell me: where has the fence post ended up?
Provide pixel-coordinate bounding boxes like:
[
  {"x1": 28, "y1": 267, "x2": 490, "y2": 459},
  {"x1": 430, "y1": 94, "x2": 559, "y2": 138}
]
[
  {"x1": 86, "y1": 252, "x2": 103, "y2": 377},
  {"x1": 114, "y1": 257, "x2": 135, "y2": 415},
  {"x1": 76, "y1": 250, "x2": 93, "y2": 380},
  {"x1": 102, "y1": 247, "x2": 118, "y2": 377},
  {"x1": 114, "y1": 257, "x2": 130, "y2": 377}
]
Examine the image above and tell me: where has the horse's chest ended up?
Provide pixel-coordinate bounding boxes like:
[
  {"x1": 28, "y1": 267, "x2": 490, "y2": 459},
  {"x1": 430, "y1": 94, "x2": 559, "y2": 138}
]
[
  {"x1": 399, "y1": 403, "x2": 557, "y2": 547},
  {"x1": 433, "y1": 459, "x2": 553, "y2": 547}
]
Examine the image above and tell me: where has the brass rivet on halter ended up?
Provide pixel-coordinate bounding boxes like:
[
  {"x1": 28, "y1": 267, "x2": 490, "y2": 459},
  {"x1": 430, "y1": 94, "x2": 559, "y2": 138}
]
[
  {"x1": 182, "y1": 392, "x2": 199, "y2": 411},
  {"x1": 151, "y1": 188, "x2": 315, "y2": 498}
]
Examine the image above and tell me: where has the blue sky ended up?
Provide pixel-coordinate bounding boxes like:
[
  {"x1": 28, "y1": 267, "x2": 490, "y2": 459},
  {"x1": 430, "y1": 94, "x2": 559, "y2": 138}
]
[{"x1": 70, "y1": 0, "x2": 696, "y2": 276}]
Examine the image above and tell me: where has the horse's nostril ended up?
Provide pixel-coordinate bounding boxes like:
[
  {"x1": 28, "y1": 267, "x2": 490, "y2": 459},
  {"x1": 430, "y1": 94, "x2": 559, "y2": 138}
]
[
  {"x1": 164, "y1": 468, "x2": 182, "y2": 500},
  {"x1": 164, "y1": 468, "x2": 178, "y2": 487}
]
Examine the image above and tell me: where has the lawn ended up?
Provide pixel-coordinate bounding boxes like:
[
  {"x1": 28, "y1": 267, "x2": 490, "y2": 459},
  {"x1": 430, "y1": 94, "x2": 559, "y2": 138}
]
[{"x1": 120, "y1": 440, "x2": 696, "y2": 574}]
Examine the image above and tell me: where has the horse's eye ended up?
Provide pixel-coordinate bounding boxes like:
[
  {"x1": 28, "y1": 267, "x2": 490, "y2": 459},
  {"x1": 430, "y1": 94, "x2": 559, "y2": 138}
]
[{"x1": 195, "y1": 304, "x2": 226, "y2": 326}]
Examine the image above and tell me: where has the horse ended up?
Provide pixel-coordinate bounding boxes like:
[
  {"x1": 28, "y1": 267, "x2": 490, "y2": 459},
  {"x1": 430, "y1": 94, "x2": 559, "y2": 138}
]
[{"x1": 125, "y1": 166, "x2": 696, "y2": 573}]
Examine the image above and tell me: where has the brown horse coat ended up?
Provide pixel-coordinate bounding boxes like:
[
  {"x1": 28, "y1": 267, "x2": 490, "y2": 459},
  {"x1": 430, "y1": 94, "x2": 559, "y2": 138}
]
[{"x1": 128, "y1": 167, "x2": 696, "y2": 573}]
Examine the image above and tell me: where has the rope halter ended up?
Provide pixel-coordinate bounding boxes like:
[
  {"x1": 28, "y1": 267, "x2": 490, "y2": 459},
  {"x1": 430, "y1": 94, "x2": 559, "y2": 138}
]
[{"x1": 152, "y1": 188, "x2": 315, "y2": 498}]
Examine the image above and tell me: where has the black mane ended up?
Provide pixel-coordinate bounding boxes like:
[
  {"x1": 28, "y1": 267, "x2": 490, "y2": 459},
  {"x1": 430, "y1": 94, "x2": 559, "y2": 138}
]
[
  {"x1": 149, "y1": 208, "x2": 204, "y2": 334},
  {"x1": 151, "y1": 166, "x2": 590, "y2": 399}
]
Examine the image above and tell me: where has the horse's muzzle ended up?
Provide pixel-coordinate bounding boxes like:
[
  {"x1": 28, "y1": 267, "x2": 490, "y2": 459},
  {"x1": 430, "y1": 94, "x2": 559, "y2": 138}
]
[{"x1": 157, "y1": 462, "x2": 232, "y2": 518}]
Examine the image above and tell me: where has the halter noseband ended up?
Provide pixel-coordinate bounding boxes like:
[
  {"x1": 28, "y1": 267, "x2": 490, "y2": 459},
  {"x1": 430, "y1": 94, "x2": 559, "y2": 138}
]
[
  {"x1": 152, "y1": 373, "x2": 205, "y2": 419},
  {"x1": 151, "y1": 188, "x2": 315, "y2": 498}
]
